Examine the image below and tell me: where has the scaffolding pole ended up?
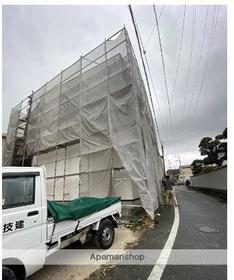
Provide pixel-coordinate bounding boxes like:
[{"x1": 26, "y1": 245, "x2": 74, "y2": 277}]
[
  {"x1": 79, "y1": 56, "x2": 82, "y2": 197},
  {"x1": 104, "y1": 38, "x2": 114, "y2": 196},
  {"x1": 53, "y1": 71, "x2": 63, "y2": 200}
]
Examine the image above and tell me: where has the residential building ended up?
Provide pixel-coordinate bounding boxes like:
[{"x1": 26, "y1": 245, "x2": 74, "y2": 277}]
[{"x1": 179, "y1": 165, "x2": 193, "y2": 183}]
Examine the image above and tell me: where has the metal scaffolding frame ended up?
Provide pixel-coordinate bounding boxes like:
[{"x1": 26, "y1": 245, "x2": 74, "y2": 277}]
[{"x1": 3, "y1": 28, "x2": 163, "y2": 218}]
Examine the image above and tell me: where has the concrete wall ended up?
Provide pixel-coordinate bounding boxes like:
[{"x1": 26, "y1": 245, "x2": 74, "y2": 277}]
[{"x1": 191, "y1": 165, "x2": 227, "y2": 191}]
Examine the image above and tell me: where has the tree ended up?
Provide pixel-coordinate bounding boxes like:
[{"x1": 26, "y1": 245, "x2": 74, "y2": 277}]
[
  {"x1": 223, "y1": 127, "x2": 227, "y2": 139},
  {"x1": 191, "y1": 159, "x2": 204, "y2": 175},
  {"x1": 190, "y1": 128, "x2": 227, "y2": 175},
  {"x1": 217, "y1": 142, "x2": 227, "y2": 162},
  {"x1": 216, "y1": 127, "x2": 227, "y2": 163},
  {"x1": 215, "y1": 127, "x2": 227, "y2": 140},
  {"x1": 199, "y1": 137, "x2": 222, "y2": 166},
  {"x1": 215, "y1": 134, "x2": 223, "y2": 140},
  {"x1": 199, "y1": 137, "x2": 213, "y2": 155}
]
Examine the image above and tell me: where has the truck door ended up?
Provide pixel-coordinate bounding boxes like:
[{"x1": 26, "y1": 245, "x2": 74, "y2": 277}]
[{"x1": 2, "y1": 171, "x2": 45, "y2": 272}]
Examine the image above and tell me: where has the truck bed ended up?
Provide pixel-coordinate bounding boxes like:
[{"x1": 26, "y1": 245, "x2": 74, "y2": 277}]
[{"x1": 47, "y1": 201, "x2": 121, "y2": 243}]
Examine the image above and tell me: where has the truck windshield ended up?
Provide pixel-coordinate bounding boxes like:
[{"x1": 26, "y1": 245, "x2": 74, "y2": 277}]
[{"x1": 2, "y1": 176, "x2": 35, "y2": 209}]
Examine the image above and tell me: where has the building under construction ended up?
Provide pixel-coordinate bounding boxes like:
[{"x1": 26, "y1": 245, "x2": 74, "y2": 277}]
[{"x1": 3, "y1": 28, "x2": 163, "y2": 218}]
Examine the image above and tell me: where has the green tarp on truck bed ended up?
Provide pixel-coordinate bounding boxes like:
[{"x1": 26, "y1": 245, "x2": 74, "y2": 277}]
[{"x1": 47, "y1": 196, "x2": 121, "y2": 223}]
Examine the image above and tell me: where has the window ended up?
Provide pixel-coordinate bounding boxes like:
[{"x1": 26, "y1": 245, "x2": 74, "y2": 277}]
[{"x1": 2, "y1": 176, "x2": 35, "y2": 209}]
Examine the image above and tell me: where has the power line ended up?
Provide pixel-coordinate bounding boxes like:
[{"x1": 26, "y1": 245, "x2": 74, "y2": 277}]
[
  {"x1": 209, "y1": 6, "x2": 220, "y2": 60},
  {"x1": 144, "y1": 5, "x2": 165, "y2": 50},
  {"x1": 191, "y1": 6, "x2": 218, "y2": 129},
  {"x1": 144, "y1": 54, "x2": 169, "y2": 136},
  {"x1": 180, "y1": 7, "x2": 197, "y2": 131},
  {"x1": 184, "y1": 6, "x2": 210, "y2": 152},
  {"x1": 152, "y1": 5, "x2": 177, "y2": 158},
  {"x1": 128, "y1": 5, "x2": 163, "y2": 146},
  {"x1": 171, "y1": 5, "x2": 187, "y2": 109},
  {"x1": 187, "y1": 6, "x2": 209, "y2": 115},
  {"x1": 132, "y1": 8, "x2": 169, "y2": 138},
  {"x1": 192, "y1": 6, "x2": 219, "y2": 125},
  {"x1": 170, "y1": 5, "x2": 187, "y2": 167},
  {"x1": 185, "y1": 6, "x2": 220, "y2": 152},
  {"x1": 169, "y1": 5, "x2": 187, "y2": 165}
]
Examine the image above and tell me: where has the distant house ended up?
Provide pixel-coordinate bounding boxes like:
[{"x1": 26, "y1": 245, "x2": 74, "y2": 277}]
[{"x1": 179, "y1": 165, "x2": 193, "y2": 183}]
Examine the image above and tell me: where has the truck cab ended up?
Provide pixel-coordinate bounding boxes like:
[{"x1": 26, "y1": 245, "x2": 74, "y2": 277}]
[{"x1": 2, "y1": 167, "x2": 48, "y2": 278}]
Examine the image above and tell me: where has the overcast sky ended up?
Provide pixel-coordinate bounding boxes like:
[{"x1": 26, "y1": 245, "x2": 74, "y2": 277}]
[{"x1": 2, "y1": 5, "x2": 227, "y2": 168}]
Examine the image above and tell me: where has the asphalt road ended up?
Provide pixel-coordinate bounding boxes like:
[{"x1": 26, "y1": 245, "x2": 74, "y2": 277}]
[{"x1": 101, "y1": 185, "x2": 227, "y2": 280}]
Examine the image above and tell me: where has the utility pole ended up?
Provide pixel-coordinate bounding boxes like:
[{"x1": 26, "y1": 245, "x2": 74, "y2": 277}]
[
  {"x1": 161, "y1": 144, "x2": 166, "y2": 176},
  {"x1": 178, "y1": 155, "x2": 182, "y2": 168}
]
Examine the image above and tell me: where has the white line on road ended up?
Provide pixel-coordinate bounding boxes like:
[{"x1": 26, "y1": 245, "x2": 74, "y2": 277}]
[{"x1": 147, "y1": 206, "x2": 180, "y2": 280}]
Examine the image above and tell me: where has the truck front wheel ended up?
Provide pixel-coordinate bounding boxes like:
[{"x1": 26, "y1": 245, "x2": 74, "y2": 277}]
[
  {"x1": 94, "y1": 219, "x2": 115, "y2": 249},
  {"x1": 2, "y1": 266, "x2": 17, "y2": 280}
]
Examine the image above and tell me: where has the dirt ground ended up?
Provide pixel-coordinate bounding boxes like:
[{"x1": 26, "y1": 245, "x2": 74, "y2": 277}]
[{"x1": 28, "y1": 227, "x2": 140, "y2": 280}]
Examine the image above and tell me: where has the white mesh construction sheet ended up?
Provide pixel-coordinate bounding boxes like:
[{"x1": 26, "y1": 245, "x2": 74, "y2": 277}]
[
  {"x1": 3, "y1": 104, "x2": 21, "y2": 166},
  {"x1": 5, "y1": 28, "x2": 163, "y2": 219}
]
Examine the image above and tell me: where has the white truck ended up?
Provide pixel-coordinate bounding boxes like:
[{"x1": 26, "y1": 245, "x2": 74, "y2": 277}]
[{"x1": 2, "y1": 166, "x2": 121, "y2": 280}]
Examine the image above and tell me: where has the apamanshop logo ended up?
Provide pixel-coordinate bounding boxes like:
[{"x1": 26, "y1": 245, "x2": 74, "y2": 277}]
[{"x1": 90, "y1": 252, "x2": 145, "y2": 262}]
